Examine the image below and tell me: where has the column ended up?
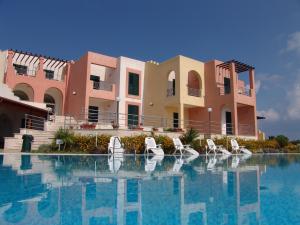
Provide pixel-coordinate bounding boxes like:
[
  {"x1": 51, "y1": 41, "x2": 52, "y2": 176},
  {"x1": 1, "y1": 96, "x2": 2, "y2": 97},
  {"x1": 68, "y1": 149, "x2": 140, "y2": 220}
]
[
  {"x1": 229, "y1": 62, "x2": 239, "y2": 136},
  {"x1": 249, "y1": 68, "x2": 255, "y2": 96}
]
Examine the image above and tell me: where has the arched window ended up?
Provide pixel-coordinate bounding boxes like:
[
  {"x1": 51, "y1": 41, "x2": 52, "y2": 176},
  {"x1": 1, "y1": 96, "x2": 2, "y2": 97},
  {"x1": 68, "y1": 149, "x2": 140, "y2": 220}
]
[
  {"x1": 167, "y1": 71, "x2": 176, "y2": 96},
  {"x1": 187, "y1": 71, "x2": 202, "y2": 97}
]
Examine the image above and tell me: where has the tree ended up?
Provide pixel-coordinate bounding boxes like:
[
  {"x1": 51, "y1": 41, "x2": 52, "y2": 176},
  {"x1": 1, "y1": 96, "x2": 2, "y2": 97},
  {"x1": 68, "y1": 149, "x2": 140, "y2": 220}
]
[{"x1": 275, "y1": 135, "x2": 289, "y2": 148}]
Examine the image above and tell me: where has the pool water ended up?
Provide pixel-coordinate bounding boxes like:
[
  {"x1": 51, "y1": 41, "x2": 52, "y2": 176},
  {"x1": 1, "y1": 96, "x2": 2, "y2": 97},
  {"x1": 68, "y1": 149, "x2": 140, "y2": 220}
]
[{"x1": 0, "y1": 154, "x2": 300, "y2": 225}]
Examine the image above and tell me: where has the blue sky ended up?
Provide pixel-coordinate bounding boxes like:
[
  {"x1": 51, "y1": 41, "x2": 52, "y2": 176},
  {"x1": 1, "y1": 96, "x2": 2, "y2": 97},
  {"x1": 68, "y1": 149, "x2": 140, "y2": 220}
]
[{"x1": 1, "y1": 0, "x2": 300, "y2": 139}]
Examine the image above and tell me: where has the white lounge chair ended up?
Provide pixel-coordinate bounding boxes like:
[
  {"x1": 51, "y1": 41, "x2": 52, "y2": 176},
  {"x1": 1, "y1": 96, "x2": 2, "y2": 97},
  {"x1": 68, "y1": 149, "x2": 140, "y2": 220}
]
[
  {"x1": 231, "y1": 155, "x2": 240, "y2": 168},
  {"x1": 108, "y1": 136, "x2": 124, "y2": 155},
  {"x1": 173, "y1": 138, "x2": 199, "y2": 156},
  {"x1": 206, "y1": 139, "x2": 231, "y2": 155},
  {"x1": 145, "y1": 154, "x2": 164, "y2": 172},
  {"x1": 145, "y1": 137, "x2": 164, "y2": 156},
  {"x1": 172, "y1": 157, "x2": 184, "y2": 172},
  {"x1": 231, "y1": 139, "x2": 252, "y2": 155},
  {"x1": 207, "y1": 155, "x2": 217, "y2": 170},
  {"x1": 108, "y1": 154, "x2": 124, "y2": 173}
]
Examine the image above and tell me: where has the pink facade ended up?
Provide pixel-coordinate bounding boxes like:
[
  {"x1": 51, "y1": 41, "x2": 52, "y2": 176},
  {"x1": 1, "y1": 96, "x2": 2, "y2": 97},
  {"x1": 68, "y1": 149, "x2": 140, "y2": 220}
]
[
  {"x1": 189, "y1": 60, "x2": 257, "y2": 137},
  {"x1": 1, "y1": 49, "x2": 258, "y2": 138}
]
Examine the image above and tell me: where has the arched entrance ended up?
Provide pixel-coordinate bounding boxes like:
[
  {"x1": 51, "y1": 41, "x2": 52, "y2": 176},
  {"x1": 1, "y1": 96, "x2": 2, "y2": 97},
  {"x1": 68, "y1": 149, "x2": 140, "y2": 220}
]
[
  {"x1": 44, "y1": 88, "x2": 63, "y2": 115},
  {"x1": 13, "y1": 83, "x2": 34, "y2": 101},
  {"x1": 187, "y1": 70, "x2": 202, "y2": 97}
]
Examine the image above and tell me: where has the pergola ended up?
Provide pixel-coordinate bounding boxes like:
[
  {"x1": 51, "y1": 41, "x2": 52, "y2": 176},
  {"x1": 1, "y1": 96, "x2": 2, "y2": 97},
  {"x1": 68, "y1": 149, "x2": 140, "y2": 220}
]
[
  {"x1": 10, "y1": 49, "x2": 69, "y2": 70},
  {"x1": 216, "y1": 59, "x2": 254, "y2": 73}
]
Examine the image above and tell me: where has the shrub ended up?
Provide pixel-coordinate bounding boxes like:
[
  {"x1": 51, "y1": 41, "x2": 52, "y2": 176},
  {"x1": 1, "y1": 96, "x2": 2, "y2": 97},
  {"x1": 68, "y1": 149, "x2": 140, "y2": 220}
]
[
  {"x1": 154, "y1": 135, "x2": 174, "y2": 154},
  {"x1": 37, "y1": 144, "x2": 54, "y2": 152},
  {"x1": 54, "y1": 128, "x2": 75, "y2": 151},
  {"x1": 121, "y1": 135, "x2": 147, "y2": 154},
  {"x1": 73, "y1": 135, "x2": 95, "y2": 153},
  {"x1": 180, "y1": 128, "x2": 199, "y2": 145},
  {"x1": 275, "y1": 135, "x2": 289, "y2": 148}
]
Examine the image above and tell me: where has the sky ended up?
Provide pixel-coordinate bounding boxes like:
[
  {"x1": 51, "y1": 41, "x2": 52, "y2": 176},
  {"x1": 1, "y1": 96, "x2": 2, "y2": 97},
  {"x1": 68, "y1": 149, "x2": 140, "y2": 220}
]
[{"x1": 0, "y1": 0, "x2": 300, "y2": 139}]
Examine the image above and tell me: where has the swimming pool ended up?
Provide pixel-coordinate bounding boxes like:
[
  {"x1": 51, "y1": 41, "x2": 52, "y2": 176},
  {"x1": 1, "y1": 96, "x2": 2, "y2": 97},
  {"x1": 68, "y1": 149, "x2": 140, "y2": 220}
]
[{"x1": 0, "y1": 153, "x2": 299, "y2": 225}]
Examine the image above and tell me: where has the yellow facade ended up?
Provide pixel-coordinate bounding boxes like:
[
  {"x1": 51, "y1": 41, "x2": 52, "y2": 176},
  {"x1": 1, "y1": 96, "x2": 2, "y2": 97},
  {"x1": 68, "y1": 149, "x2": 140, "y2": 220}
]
[{"x1": 143, "y1": 55, "x2": 205, "y2": 128}]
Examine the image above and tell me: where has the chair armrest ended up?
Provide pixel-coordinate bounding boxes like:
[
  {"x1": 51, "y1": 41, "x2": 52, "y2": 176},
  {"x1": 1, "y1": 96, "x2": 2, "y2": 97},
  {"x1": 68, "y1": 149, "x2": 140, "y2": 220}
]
[
  {"x1": 156, "y1": 144, "x2": 162, "y2": 148},
  {"x1": 183, "y1": 144, "x2": 191, "y2": 148},
  {"x1": 240, "y1": 145, "x2": 246, "y2": 148},
  {"x1": 216, "y1": 145, "x2": 223, "y2": 148}
]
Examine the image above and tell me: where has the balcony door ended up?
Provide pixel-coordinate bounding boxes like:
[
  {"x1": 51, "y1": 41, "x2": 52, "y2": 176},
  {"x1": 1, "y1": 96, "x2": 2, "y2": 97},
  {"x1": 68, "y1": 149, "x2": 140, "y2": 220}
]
[
  {"x1": 90, "y1": 75, "x2": 100, "y2": 89},
  {"x1": 173, "y1": 112, "x2": 179, "y2": 128},
  {"x1": 128, "y1": 105, "x2": 139, "y2": 127},
  {"x1": 225, "y1": 111, "x2": 233, "y2": 135},
  {"x1": 224, "y1": 77, "x2": 231, "y2": 94}
]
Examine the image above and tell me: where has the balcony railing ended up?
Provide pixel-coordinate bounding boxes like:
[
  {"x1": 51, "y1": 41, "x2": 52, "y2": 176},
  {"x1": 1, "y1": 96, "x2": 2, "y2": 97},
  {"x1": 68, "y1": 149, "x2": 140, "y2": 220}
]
[
  {"x1": 167, "y1": 88, "x2": 175, "y2": 97},
  {"x1": 238, "y1": 87, "x2": 251, "y2": 96},
  {"x1": 92, "y1": 81, "x2": 113, "y2": 91},
  {"x1": 187, "y1": 87, "x2": 201, "y2": 97}
]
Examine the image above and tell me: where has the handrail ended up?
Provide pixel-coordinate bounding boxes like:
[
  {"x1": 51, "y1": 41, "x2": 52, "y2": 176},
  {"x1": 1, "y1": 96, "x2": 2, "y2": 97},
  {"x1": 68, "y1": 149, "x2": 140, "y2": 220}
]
[
  {"x1": 92, "y1": 81, "x2": 113, "y2": 91},
  {"x1": 62, "y1": 109, "x2": 256, "y2": 136},
  {"x1": 187, "y1": 87, "x2": 201, "y2": 97}
]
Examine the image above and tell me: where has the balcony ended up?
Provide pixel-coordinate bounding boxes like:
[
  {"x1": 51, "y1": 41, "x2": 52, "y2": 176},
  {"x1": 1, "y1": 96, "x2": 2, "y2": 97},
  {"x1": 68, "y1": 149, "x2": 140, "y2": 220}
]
[
  {"x1": 187, "y1": 87, "x2": 201, "y2": 97},
  {"x1": 92, "y1": 81, "x2": 113, "y2": 92},
  {"x1": 89, "y1": 80, "x2": 115, "y2": 100},
  {"x1": 167, "y1": 87, "x2": 175, "y2": 97},
  {"x1": 13, "y1": 64, "x2": 37, "y2": 77},
  {"x1": 238, "y1": 87, "x2": 251, "y2": 96}
]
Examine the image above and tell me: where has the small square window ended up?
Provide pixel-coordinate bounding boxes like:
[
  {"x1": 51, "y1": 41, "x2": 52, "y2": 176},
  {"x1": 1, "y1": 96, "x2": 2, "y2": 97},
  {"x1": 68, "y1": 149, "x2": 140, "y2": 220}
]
[
  {"x1": 13, "y1": 64, "x2": 27, "y2": 75},
  {"x1": 45, "y1": 70, "x2": 54, "y2": 80}
]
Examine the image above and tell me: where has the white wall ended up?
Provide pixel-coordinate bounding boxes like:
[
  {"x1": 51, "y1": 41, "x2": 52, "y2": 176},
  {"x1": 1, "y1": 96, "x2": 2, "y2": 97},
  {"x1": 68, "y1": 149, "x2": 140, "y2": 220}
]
[
  {"x1": 90, "y1": 63, "x2": 113, "y2": 81},
  {"x1": 118, "y1": 56, "x2": 145, "y2": 116}
]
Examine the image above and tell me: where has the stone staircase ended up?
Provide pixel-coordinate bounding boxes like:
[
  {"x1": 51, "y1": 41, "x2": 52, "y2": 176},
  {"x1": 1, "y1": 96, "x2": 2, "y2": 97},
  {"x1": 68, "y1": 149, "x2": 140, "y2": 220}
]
[{"x1": 4, "y1": 115, "x2": 76, "y2": 152}]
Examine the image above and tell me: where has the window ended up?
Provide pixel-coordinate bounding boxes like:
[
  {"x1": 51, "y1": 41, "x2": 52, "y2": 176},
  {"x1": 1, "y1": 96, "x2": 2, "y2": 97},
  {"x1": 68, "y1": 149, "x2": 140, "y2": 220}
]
[
  {"x1": 13, "y1": 64, "x2": 27, "y2": 75},
  {"x1": 88, "y1": 106, "x2": 99, "y2": 122},
  {"x1": 45, "y1": 70, "x2": 54, "y2": 80},
  {"x1": 224, "y1": 77, "x2": 231, "y2": 94},
  {"x1": 128, "y1": 105, "x2": 139, "y2": 127},
  {"x1": 90, "y1": 75, "x2": 100, "y2": 90},
  {"x1": 128, "y1": 72, "x2": 139, "y2": 96}
]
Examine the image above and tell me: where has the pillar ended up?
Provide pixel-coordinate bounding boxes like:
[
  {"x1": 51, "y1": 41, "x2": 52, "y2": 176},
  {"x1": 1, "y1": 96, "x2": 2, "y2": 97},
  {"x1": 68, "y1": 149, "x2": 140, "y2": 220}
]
[{"x1": 229, "y1": 62, "x2": 238, "y2": 136}]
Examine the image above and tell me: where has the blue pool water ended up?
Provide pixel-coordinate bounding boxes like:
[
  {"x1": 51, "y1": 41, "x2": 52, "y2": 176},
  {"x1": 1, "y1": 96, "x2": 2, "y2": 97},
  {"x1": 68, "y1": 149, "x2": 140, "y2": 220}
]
[{"x1": 0, "y1": 154, "x2": 300, "y2": 225}]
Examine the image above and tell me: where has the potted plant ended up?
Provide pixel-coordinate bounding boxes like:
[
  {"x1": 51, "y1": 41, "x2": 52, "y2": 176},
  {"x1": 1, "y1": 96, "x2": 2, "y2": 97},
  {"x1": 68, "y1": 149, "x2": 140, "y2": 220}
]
[
  {"x1": 152, "y1": 127, "x2": 159, "y2": 132},
  {"x1": 80, "y1": 123, "x2": 96, "y2": 129},
  {"x1": 111, "y1": 120, "x2": 119, "y2": 129}
]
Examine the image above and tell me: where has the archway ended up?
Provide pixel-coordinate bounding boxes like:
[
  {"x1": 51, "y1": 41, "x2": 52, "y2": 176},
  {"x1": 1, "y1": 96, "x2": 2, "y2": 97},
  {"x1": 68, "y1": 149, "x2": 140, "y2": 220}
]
[
  {"x1": 44, "y1": 88, "x2": 63, "y2": 115},
  {"x1": 187, "y1": 70, "x2": 202, "y2": 97},
  {"x1": 167, "y1": 71, "x2": 176, "y2": 96},
  {"x1": 13, "y1": 83, "x2": 34, "y2": 101}
]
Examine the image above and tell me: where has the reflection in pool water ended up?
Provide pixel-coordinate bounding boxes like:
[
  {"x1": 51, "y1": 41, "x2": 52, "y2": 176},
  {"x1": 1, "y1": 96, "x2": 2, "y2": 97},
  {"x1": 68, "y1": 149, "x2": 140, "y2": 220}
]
[{"x1": 0, "y1": 154, "x2": 300, "y2": 225}]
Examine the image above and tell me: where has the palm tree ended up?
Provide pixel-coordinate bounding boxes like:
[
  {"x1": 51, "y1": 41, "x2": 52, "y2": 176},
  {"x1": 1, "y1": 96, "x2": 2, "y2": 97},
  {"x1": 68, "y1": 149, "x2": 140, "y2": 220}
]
[{"x1": 180, "y1": 128, "x2": 199, "y2": 144}]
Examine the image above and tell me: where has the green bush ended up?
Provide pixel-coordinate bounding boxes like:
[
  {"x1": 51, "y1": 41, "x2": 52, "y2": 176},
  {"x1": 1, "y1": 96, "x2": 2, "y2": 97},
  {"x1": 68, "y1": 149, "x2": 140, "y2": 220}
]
[
  {"x1": 180, "y1": 128, "x2": 199, "y2": 145},
  {"x1": 54, "y1": 128, "x2": 75, "y2": 151},
  {"x1": 154, "y1": 135, "x2": 174, "y2": 154},
  {"x1": 275, "y1": 135, "x2": 289, "y2": 148}
]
